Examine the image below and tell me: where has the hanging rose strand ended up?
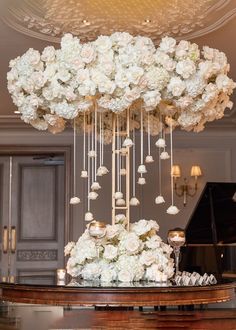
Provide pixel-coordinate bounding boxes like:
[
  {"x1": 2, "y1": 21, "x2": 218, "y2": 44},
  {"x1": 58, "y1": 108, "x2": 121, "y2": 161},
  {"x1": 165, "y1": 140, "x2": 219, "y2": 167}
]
[
  {"x1": 85, "y1": 127, "x2": 93, "y2": 221},
  {"x1": 70, "y1": 120, "x2": 80, "y2": 205},
  {"x1": 97, "y1": 112, "x2": 109, "y2": 176},
  {"x1": 160, "y1": 127, "x2": 170, "y2": 160},
  {"x1": 167, "y1": 119, "x2": 179, "y2": 215},
  {"x1": 155, "y1": 114, "x2": 166, "y2": 149},
  {"x1": 88, "y1": 112, "x2": 98, "y2": 200},
  {"x1": 91, "y1": 102, "x2": 101, "y2": 191},
  {"x1": 130, "y1": 126, "x2": 140, "y2": 206},
  {"x1": 155, "y1": 144, "x2": 165, "y2": 204},
  {"x1": 145, "y1": 111, "x2": 154, "y2": 163},
  {"x1": 138, "y1": 107, "x2": 146, "y2": 185},
  {"x1": 81, "y1": 112, "x2": 88, "y2": 178}
]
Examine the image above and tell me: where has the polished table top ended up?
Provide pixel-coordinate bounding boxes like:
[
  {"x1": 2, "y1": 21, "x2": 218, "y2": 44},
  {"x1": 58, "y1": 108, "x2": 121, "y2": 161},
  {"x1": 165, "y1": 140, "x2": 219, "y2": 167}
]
[
  {"x1": 1, "y1": 275, "x2": 235, "y2": 288},
  {"x1": 0, "y1": 276, "x2": 235, "y2": 306}
]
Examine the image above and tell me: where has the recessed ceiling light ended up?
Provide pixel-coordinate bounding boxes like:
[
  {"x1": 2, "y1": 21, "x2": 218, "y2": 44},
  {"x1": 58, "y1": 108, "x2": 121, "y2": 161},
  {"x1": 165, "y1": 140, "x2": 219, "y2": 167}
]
[
  {"x1": 144, "y1": 19, "x2": 151, "y2": 23},
  {"x1": 14, "y1": 110, "x2": 20, "y2": 114}
]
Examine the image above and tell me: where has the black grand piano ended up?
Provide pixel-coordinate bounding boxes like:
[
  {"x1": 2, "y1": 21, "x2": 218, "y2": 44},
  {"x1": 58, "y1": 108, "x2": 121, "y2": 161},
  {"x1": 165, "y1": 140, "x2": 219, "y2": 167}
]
[{"x1": 181, "y1": 182, "x2": 236, "y2": 280}]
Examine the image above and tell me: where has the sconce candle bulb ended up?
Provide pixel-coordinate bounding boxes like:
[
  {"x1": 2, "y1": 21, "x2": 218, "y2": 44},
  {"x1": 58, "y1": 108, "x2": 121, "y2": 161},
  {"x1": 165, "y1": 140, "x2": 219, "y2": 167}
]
[{"x1": 172, "y1": 164, "x2": 202, "y2": 206}]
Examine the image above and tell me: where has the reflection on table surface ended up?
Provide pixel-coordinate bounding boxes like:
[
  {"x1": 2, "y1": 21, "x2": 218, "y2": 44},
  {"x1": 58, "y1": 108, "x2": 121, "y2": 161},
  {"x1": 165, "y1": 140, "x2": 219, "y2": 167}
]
[{"x1": 0, "y1": 275, "x2": 234, "y2": 288}]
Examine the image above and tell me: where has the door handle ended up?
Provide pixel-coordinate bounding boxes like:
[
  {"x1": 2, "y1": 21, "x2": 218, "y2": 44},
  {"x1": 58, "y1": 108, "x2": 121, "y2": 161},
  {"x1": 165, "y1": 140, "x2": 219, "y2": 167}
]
[
  {"x1": 3, "y1": 226, "x2": 8, "y2": 253},
  {"x1": 11, "y1": 226, "x2": 16, "y2": 254}
]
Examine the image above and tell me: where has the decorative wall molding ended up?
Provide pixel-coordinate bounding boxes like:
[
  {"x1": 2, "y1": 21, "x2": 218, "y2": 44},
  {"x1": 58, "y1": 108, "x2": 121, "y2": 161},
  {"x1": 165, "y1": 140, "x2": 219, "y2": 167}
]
[
  {"x1": 1, "y1": 0, "x2": 236, "y2": 44},
  {"x1": 17, "y1": 249, "x2": 58, "y2": 261}
]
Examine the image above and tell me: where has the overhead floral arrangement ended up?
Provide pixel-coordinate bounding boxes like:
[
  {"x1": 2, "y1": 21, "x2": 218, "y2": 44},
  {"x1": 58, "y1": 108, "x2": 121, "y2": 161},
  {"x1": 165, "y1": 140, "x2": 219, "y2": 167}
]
[
  {"x1": 7, "y1": 32, "x2": 235, "y2": 137},
  {"x1": 65, "y1": 218, "x2": 174, "y2": 282}
]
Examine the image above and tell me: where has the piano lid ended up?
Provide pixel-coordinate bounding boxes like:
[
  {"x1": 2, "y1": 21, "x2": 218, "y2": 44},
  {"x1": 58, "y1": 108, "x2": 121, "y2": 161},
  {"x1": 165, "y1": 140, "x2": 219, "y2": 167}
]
[{"x1": 185, "y1": 182, "x2": 236, "y2": 244}]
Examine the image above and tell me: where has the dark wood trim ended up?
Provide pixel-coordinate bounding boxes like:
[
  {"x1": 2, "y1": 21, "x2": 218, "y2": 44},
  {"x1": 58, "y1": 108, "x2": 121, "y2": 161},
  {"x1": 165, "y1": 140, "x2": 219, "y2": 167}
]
[{"x1": 0, "y1": 282, "x2": 235, "y2": 306}]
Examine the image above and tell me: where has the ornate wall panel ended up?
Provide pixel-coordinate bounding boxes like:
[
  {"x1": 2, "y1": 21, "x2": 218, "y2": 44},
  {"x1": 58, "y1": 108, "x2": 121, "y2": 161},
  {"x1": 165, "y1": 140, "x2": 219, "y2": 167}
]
[{"x1": 17, "y1": 249, "x2": 58, "y2": 261}]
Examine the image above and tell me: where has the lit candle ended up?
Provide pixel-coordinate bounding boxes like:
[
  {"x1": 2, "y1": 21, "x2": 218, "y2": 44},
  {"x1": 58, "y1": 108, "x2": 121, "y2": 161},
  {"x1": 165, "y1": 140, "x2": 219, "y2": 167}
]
[{"x1": 88, "y1": 221, "x2": 106, "y2": 239}]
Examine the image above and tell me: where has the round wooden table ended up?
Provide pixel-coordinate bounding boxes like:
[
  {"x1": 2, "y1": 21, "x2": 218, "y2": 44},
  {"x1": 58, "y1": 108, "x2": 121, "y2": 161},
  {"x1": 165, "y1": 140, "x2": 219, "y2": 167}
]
[{"x1": 0, "y1": 278, "x2": 235, "y2": 307}]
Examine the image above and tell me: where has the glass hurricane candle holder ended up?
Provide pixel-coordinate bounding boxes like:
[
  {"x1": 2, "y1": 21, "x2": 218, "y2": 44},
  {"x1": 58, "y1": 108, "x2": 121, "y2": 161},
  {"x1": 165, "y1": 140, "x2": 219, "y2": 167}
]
[
  {"x1": 57, "y1": 268, "x2": 66, "y2": 281},
  {"x1": 88, "y1": 221, "x2": 106, "y2": 239},
  {"x1": 167, "y1": 228, "x2": 186, "y2": 277}
]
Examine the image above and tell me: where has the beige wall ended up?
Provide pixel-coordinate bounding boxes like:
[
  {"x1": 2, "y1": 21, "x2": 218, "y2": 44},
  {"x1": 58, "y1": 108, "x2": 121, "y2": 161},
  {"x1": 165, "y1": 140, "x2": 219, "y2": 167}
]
[{"x1": 0, "y1": 127, "x2": 235, "y2": 242}]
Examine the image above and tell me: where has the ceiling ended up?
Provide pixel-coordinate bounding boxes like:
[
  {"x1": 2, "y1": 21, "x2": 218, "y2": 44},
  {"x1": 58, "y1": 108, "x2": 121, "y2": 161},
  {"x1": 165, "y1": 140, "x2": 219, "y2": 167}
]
[{"x1": 0, "y1": 0, "x2": 236, "y2": 130}]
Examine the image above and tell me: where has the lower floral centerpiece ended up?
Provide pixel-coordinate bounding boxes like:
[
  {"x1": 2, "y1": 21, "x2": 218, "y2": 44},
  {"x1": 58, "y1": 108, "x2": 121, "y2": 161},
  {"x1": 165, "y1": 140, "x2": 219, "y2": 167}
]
[{"x1": 65, "y1": 218, "x2": 174, "y2": 283}]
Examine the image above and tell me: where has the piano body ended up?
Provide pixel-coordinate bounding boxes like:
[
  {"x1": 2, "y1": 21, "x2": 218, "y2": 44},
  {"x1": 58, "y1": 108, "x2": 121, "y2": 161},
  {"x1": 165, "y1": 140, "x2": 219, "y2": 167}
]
[{"x1": 181, "y1": 182, "x2": 236, "y2": 280}]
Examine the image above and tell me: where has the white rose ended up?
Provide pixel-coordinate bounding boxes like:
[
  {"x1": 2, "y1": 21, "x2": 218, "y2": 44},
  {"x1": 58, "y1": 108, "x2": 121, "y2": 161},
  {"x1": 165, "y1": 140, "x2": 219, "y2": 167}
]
[
  {"x1": 174, "y1": 96, "x2": 193, "y2": 109},
  {"x1": 159, "y1": 36, "x2": 176, "y2": 53},
  {"x1": 176, "y1": 59, "x2": 196, "y2": 79},
  {"x1": 178, "y1": 111, "x2": 202, "y2": 129},
  {"x1": 101, "y1": 268, "x2": 117, "y2": 282},
  {"x1": 123, "y1": 233, "x2": 142, "y2": 254},
  {"x1": 115, "y1": 70, "x2": 129, "y2": 88},
  {"x1": 145, "y1": 264, "x2": 160, "y2": 281},
  {"x1": 126, "y1": 66, "x2": 144, "y2": 85},
  {"x1": 26, "y1": 48, "x2": 41, "y2": 66},
  {"x1": 216, "y1": 74, "x2": 235, "y2": 92},
  {"x1": 123, "y1": 87, "x2": 141, "y2": 103},
  {"x1": 103, "y1": 245, "x2": 118, "y2": 261},
  {"x1": 80, "y1": 44, "x2": 96, "y2": 64},
  {"x1": 202, "y1": 46, "x2": 215, "y2": 60},
  {"x1": 97, "y1": 95, "x2": 111, "y2": 109},
  {"x1": 143, "y1": 90, "x2": 161, "y2": 108},
  {"x1": 81, "y1": 262, "x2": 101, "y2": 280},
  {"x1": 41, "y1": 46, "x2": 56, "y2": 62},
  {"x1": 50, "y1": 100, "x2": 78, "y2": 119},
  {"x1": 66, "y1": 257, "x2": 82, "y2": 277},
  {"x1": 56, "y1": 68, "x2": 71, "y2": 83},
  {"x1": 139, "y1": 250, "x2": 156, "y2": 266},
  {"x1": 202, "y1": 83, "x2": 218, "y2": 102},
  {"x1": 175, "y1": 40, "x2": 189, "y2": 59},
  {"x1": 155, "y1": 51, "x2": 176, "y2": 71},
  {"x1": 95, "y1": 35, "x2": 112, "y2": 53},
  {"x1": 98, "y1": 60, "x2": 114, "y2": 76},
  {"x1": 111, "y1": 32, "x2": 133, "y2": 47},
  {"x1": 64, "y1": 241, "x2": 75, "y2": 256},
  {"x1": 76, "y1": 69, "x2": 90, "y2": 84},
  {"x1": 106, "y1": 224, "x2": 122, "y2": 239},
  {"x1": 31, "y1": 71, "x2": 45, "y2": 89},
  {"x1": 131, "y1": 219, "x2": 151, "y2": 236},
  {"x1": 167, "y1": 77, "x2": 185, "y2": 97},
  {"x1": 140, "y1": 51, "x2": 155, "y2": 66},
  {"x1": 146, "y1": 235, "x2": 162, "y2": 249},
  {"x1": 148, "y1": 220, "x2": 160, "y2": 232},
  {"x1": 98, "y1": 78, "x2": 116, "y2": 94},
  {"x1": 30, "y1": 119, "x2": 48, "y2": 131},
  {"x1": 118, "y1": 269, "x2": 133, "y2": 282},
  {"x1": 78, "y1": 80, "x2": 96, "y2": 96}
]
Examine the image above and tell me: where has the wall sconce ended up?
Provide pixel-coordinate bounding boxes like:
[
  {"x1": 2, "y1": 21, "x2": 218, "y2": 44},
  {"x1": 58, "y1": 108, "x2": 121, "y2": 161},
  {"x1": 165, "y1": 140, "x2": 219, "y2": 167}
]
[{"x1": 171, "y1": 165, "x2": 202, "y2": 206}]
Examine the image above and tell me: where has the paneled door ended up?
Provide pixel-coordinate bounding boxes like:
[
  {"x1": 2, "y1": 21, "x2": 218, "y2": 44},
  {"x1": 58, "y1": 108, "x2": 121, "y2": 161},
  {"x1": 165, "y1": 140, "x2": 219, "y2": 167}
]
[{"x1": 0, "y1": 155, "x2": 66, "y2": 284}]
